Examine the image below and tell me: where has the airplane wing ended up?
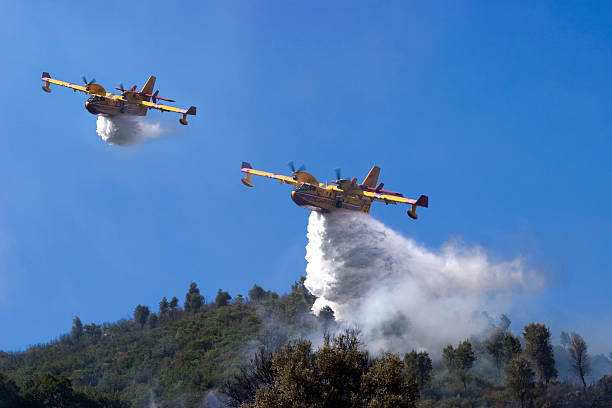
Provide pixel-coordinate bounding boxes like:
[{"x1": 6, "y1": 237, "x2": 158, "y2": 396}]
[
  {"x1": 362, "y1": 190, "x2": 429, "y2": 207},
  {"x1": 41, "y1": 72, "x2": 88, "y2": 93},
  {"x1": 241, "y1": 162, "x2": 298, "y2": 187},
  {"x1": 141, "y1": 101, "x2": 196, "y2": 125},
  {"x1": 141, "y1": 101, "x2": 195, "y2": 115}
]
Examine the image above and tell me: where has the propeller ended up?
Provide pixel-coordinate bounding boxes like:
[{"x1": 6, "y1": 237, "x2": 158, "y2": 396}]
[
  {"x1": 288, "y1": 161, "x2": 306, "y2": 174},
  {"x1": 152, "y1": 90, "x2": 159, "y2": 104},
  {"x1": 81, "y1": 76, "x2": 96, "y2": 85},
  {"x1": 334, "y1": 168, "x2": 342, "y2": 181}
]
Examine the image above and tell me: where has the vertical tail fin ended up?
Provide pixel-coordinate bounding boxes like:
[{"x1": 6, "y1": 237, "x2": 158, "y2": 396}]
[
  {"x1": 361, "y1": 165, "x2": 380, "y2": 187},
  {"x1": 140, "y1": 75, "x2": 156, "y2": 100}
]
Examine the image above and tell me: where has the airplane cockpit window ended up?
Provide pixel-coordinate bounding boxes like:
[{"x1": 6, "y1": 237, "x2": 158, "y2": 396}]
[
  {"x1": 296, "y1": 184, "x2": 316, "y2": 192},
  {"x1": 87, "y1": 96, "x2": 104, "y2": 103}
]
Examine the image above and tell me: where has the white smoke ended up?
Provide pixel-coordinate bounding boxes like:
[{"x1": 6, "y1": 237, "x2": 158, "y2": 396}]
[
  {"x1": 304, "y1": 211, "x2": 539, "y2": 355},
  {"x1": 96, "y1": 115, "x2": 165, "y2": 146}
]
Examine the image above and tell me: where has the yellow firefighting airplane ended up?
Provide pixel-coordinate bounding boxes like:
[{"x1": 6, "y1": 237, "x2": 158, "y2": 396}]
[
  {"x1": 241, "y1": 162, "x2": 429, "y2": 219},
  {"x1": 41, "y1": 72, "x2": 196, "y2": 125}
]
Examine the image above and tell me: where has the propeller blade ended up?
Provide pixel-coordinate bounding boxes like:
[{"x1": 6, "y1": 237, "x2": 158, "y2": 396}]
[
  {"x1": 119, "y1": 83, "x2": 124, "y2": 91},
  {"x1": 296, "y1": 164, "x2": 306, "y2": 172},
  {"x1": 288, "y1": 161, "x2": 296, "y2": 173},
  {"x1": 90, "y1": 78, "x2": 96, "y2": 84},
  {"x1": 82, "y1": 76, "x2": 88, "y2": 85},
  {"x1": 152, "y1": 90, "x2": 159, "y2": 104},
  {"x1": 335, "y1": 168, "x2": 342, "y2": 180}
]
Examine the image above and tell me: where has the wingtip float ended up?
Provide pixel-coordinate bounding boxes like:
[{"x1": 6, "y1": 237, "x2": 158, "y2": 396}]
[
  {"x1": 241, "y1": 162, "x2": 429, "y2": 219},
  {"x1": 41, "y1": 72, "x2": 197, "y2": 126}
]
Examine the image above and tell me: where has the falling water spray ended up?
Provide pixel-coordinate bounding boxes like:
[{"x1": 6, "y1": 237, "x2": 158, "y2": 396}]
[{"x1": 304, "y1": 211, "x2": 535, "y2": 355}]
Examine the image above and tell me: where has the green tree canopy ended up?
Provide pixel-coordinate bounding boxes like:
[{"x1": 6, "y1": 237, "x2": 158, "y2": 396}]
[
  {"x1": 485, "y1": 328, "x2": 505, "y2": 376},
  {"x1": 248, "y1": 284, "x2": 266, "y2": 302},
  {"x1": 147, "y1": 313, "x2": 159, "y2": 329},
  {"x1": 404, "y1": 350, "x2": 432, "y2": 390},
  {"x1": 502, "y1": 332, "x2": 522, "y2": 364},
  {"x1": 169, "y1": 296, "x2": 179, "y2": 312},
  {"x1": 184, "y1": 282, "x2": 204, "y2": 313},
  {"x1": 235, "y1": 330, "x2": 418, "y2": 408},
  {"x1": 505, "y1": 355, "x2": 535, "y2": 408},
  {"x1": 362, "y1": 353, "x2": 419, "y2": 408},
  {"x1": 318, "y1": 306, "x2": 335, "y2": 323},
  {"x1": 523, "y1": 323, "x2": 557, "y2": 384},
  {"x1": 159, "y1": 296, "x2": 169, "y2": 315},
  {"x1": 442, "y1": 345, "x2": 455, "y2": 372},
  {"x1": 133, "y1": 305, "x2": 150, "y2": 328},
  {"x1": 71, "y1": 316, "x2": 83, "y2": 343},
  {"x1": 215, "y1": 289, "x2": 232, "y2": 307},
  {"x1": 454, "y1": 340, "x2": 476, "y2": 392}
]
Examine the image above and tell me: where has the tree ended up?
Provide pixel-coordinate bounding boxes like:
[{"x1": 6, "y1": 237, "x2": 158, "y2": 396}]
[
  {"x1": 560, "y1": 331, "x2": 570, "y2": 348},
  {"x1": 362, "y1": 353, "x2": 419, "y2": 407},
  {"x1": 169, "y1": 296, "x2": 179, "y2": 313},
  {"x1": 442, "y1": 345, "x2": 455, "y2": 371},
  {"x1": 404, "y1": 350, "x2": 432, "y2": 390},
  {"x1": 234, "y1": 294, "x2": 245, "y2": 305},
  {"x1": 22, "y1": 373, "x2": 75, "y2": 408},
  {"x1": 229, "y1": 330, "x2": 419, "y2": 408},
  {"x1": 454, "y1": 340, "x2": 476, "y2": 392},
  {"x1": 523, "y1": 323, "x2": 557, "y2": 384},
  {"x1": 505, "y1": 355, "x2": 535, "y2": 408},
  {"x1": 499, "y1": 314, "x2": 511, "y2": 331},
  {"x1": 133, "y1": 305, "x2": 150, "y2": 328},
  {"x1": 503, "y1": 332, "x2": 522, "y2": 364},
  {"x1": 71, "y1": 316, "x2": 83, "y2": 343},
  {"x1": 485, "y1": 328, "x2": 505, "y2": 376},
  {"x1": 84, "y1": 323, "x2": 102, "y2": 343},
  {"x1": 568, "y1": 332, "x2": 591, "y2": 397},
  {"x1": 215, "y1": 289, "x2": 231, "y2": 307},
  {"x1": 184, "y1": 282, "x2": 204, "y2": 313},
  {"x1": 0, "y1": 373, "x2": 23, "y2": 407},
  {"x1": 159, "y1": 297, "x2": 169, "y2": 315},
  {"x1": 318, "y1": 306, "x2": 335, "y2": 325},
  {"x1": 248, "y1": 284, "x2": 266, "y2": 302},
  {"x1": 224, "y1": 346, "x2": 275, "y2": 407},
  {"x1": 147, "y1": 313, "x2": 159, "y2": 329}
]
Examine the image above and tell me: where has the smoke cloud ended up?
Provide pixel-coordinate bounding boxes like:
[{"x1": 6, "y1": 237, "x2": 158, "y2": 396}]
[
  {"x1": 304, "y1": 211, "x2": 539, "y2": 355},
  {"x1": 96, "y1": 115, "x2": 165, "y2": 146}
]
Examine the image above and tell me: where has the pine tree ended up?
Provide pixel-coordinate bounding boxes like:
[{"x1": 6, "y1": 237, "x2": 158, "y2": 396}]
[
  {"x1": 404, "y1": 350, "x2": 432, "y2": 390},
  {"x1": 454, "y1": 340, "x2": 476, "y2": 392},
  {"x1": 70, "y1": 316, "x2": 83, "y2": 343},
  {"x1": 215, "y1": 289, "x2": 231, "y2": 307},
  {"x1": 133, "y1": 305, "x2": 150, "y2": 329},
  {"x1": 485, "y1": 328, "x2": 505, "y2": 376},
  {"x1": 184, "y1": 282, "x2": 204, "y2": 313},
  {"x1": 523, "y1": 323, "x2": 557, "y2": 384},
  {"x1": 159, "y1": 296, "x2": 169, "y2": 315},
  {"x1": 505, "y1": 355, "x2": 535, "y2": 408},
  {"x1": 502, "y1": 332, "x2": 522, "y2": 364}
]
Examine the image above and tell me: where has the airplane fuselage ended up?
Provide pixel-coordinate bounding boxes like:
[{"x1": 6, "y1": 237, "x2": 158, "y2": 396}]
[
  {"x1": 291, "y1": 184, "x2": 371, "y2": 214},
  {"x1": 85, "y1": 95, "x2": 147, "y2": 117}
]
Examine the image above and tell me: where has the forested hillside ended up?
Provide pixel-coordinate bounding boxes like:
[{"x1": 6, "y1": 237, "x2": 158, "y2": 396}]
[{"x1": 1, "y1": 278, "x2": 611, "y2": 408}]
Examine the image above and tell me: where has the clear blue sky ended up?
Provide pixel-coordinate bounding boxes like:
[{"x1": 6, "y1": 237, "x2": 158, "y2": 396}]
[{"x1": 1, "y1": 2, "x2": 610, "y2": 352}]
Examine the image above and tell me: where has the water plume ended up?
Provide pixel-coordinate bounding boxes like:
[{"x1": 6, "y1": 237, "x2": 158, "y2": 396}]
[
  {"x1": 96, "y1": 115, "x2": 165, "y2": 146},
  {"x1": 304, "y1": 211, "x2": 537, "y2": 355}
]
